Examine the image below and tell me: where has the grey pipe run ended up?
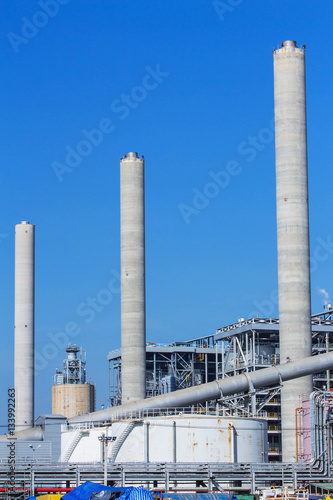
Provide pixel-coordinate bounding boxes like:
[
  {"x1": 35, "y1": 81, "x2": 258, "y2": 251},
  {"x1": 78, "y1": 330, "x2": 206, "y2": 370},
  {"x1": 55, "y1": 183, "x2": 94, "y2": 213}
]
[
  {"x1": 309, "y1": 391, "x2": 333, "y2": 474},
  {"x1": 69, "y1": 351, "x2": 333, "y2": 424},
  {"x1": 0, "y1": 425, "x2": 43, "y2": 442},
  {"x1": 3, "y1": 351, "x2": 333, "y2": 441}
]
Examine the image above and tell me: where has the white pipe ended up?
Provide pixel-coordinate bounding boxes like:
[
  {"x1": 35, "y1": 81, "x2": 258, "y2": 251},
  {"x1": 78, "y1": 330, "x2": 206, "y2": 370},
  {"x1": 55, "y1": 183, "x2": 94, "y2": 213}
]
[
  {"x1": 6, "y1": 353, "x2": 333, "y2": 444},
  {"x1": 0, "y1": 426, "x2": 43, "y2": 442},
  {"x1": 69, "y1": 351, "x2": 333, "y2": 424},
  {"x1": 172, "y1": 420, "x2": 176, "y2": 463},
  {"x1": 144, "y1": 421, "x2": 149, "y2": 462}
]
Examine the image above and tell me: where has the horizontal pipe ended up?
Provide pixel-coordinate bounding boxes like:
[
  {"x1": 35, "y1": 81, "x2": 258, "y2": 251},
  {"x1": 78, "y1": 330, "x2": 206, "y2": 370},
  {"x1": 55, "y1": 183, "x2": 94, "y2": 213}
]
[
  {"x1": 36, "y1": 488, "x2": 74, "y2": 492},
  {"x1": 69, "y1": 351, "x2": 333, "y2": 424},
  {"x1": 0, "y1": 489, "x2": 29, "y2": 492},
  {"x1": 0, "y1": 425, "x2": 43, "y2": 441},
  {"x1": 0, "y1": 488, "x2": 73, "y2": 493}
]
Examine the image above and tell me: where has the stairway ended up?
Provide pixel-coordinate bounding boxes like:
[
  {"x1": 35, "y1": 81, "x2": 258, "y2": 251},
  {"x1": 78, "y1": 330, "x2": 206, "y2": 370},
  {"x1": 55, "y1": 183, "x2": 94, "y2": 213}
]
[
  {"x1": 109, "y1": 420, "x2": 136, "y2": 462},
  {"x1": 61, "y1": 429, "x2": 82, "y2": 462}
]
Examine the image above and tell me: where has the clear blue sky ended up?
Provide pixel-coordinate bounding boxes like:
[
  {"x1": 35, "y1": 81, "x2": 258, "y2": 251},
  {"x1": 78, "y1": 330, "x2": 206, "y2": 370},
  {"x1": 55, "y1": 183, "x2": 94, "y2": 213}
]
[{"x1": 0, "y1": 0, "x2": 332, "y2": 420}]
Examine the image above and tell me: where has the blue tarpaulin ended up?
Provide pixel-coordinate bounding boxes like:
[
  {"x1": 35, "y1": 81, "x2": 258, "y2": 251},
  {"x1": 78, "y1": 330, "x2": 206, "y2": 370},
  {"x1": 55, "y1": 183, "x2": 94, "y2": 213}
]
[
  {"x1": 62, "y1": 482, "x2": 154, "y2": 500},
  {"x1": 62, "y1": 482, "x2": 130, "y2": 500},
  {"x1": 127, "y1": 486, "x2": 154, "y2": 500},
  {"x1": 161, "y1": 494, "x2": 237, "y2": 500}
]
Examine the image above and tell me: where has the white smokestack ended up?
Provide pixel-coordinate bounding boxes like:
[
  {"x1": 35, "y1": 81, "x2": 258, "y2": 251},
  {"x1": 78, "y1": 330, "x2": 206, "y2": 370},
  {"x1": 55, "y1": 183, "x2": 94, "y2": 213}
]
[
  {"x1": 274, "y1": 41, "x2": 312, "y2": 462},
  {"x1": 14, "y1": 221, "x2": 35, "y2": 430},
  {"x1": 120, "y1": 153, "x2": 146, "y2": 403}
]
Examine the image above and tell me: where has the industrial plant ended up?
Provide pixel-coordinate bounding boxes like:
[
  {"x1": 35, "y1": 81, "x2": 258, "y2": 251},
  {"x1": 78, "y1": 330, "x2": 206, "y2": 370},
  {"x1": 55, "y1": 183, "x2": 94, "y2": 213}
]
[
  {"x1": 1, "y1": 40, "x2": 333, "y2": 496},
  {"x1": 52, "y1": 345, "x2": 95, "y2": 419}
]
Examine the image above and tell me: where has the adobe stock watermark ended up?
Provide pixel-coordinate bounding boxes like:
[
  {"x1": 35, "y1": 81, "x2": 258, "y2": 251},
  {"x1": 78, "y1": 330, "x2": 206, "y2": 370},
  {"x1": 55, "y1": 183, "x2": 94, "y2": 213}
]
[
  {"x1": 249, "y1": 235, "x2": 333, "y2": 318},
  {"x1": 7, "y1": 388, "x2": 16, "y2": 491},
  {"x1": 36, "y1": 269, "x2": 121, "y2": 373},
  {"x1": 178, "y1": 117, "x2": 275, "y2": 224},
  {"x1": 51, "y1": 64, "x2": 169, "y2": 183},
  {"x1": 213, "y1": 0, "x2": 245, "y2": 22},
  {"x1": 7, "y1": 0, "x2": 71, "y2": 54}
]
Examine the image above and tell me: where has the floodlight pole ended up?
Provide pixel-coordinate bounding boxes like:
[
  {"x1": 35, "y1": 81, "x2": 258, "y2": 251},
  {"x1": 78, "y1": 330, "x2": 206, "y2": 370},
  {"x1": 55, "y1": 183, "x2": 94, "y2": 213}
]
[
  {"x1": 98, "y1": 427, "x2": 114, "y2": 486},
  {"x1": 104, "y1": 426, "x2": 108, "y2": 486}
]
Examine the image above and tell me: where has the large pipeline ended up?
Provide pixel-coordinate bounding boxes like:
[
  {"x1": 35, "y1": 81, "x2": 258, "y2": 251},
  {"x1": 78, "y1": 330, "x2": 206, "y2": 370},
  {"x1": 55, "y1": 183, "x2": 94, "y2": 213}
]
[
  {"x1": 0, "y1": 425, "x2": 43, "y2": 442},
  {"x1": 3, "y1": 352, "x2": 333, "y2": 440},
  {"x1": 69, "y1": 351, "x2": 333, "y2": 424}
]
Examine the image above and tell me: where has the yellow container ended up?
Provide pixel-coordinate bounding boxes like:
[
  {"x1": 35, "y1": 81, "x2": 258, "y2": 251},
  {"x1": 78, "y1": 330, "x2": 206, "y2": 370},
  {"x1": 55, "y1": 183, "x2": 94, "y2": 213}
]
[{"x1": 37, "y1": 494, "x2": 64, "y2": 500}]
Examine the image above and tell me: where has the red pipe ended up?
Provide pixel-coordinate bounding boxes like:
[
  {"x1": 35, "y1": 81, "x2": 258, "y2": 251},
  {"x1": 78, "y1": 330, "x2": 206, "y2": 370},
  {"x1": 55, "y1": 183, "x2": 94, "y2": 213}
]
[
  {"x1": 0, "y1": 488, "x2": 73, "y2": 493},
  {"x1": 0, "y1": 489, "x2": 29, "y2": 492},
  {"x1": 36, "y1": 488, "x2": 74, "y2": 492}
]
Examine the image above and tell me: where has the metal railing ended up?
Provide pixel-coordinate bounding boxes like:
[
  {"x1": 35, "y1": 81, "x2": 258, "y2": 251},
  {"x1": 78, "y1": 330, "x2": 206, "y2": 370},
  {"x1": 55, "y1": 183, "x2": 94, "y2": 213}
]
[
  {"x1": 216, "y1": 315, "x2": 333, "y2": 336},
  {"x1": 0, "y1": 461, "x2": 332, "y2": 494},
  {"x1": 63, "y1": 406, "x2": 280, "y2": 432},
  {"x1": 273, "y1": 42, "x2": 305, "y2": 51},
  {"x1": 216, "y1": 317, "x2": 279, "y2": 335}
]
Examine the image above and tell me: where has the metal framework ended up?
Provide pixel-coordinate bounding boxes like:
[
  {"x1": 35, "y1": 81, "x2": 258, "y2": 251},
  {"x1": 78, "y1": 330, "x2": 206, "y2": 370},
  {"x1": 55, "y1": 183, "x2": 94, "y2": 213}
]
[
  {"x1": 0, "y1": 461, "x2": 332, "y2": 495},
  {"x1": 108, "y1": 344, "x2": 217, "y2": 406},
  {"x1": 54, "y1": 344, "x2": 87, "y2": 385},
  {"x1": 108, "y1": 311, "x2": 333, "y2": 462},
  {"x1": 214, "y1": 314, "x2": 333, "y2": 460}
]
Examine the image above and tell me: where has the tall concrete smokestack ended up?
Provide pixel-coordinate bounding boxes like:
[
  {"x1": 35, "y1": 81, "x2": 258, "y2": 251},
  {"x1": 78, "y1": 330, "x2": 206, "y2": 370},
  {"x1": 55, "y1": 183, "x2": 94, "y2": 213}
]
[
  {"x1": 273, "y1": 40, "x2": 312, "y2": 462},
  {"x1": 120, "y1": 152, "x2": 146, "y2": 403},
  {"x1": 14, "y1": 221, "x2": 35, "y2": 430}
]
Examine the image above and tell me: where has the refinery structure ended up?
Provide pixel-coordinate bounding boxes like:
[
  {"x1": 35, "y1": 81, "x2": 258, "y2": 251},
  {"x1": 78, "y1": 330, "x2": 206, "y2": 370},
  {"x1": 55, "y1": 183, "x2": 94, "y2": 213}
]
[
  {"x1": 52, "y1": 345, "x2": 95, "y2": 419},
  {"x1": 108, "y1": 309, "x2": 333, "y2": 463},
  {"x1": 1, "y1": 40, "x2": 333, "y2": 494}
]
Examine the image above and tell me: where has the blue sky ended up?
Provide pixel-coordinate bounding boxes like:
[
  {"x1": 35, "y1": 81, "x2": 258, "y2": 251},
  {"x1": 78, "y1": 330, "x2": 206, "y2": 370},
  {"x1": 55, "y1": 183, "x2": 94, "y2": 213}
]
[{"x1": 0, "y1": 0, "x2": 332, "y2": 420}]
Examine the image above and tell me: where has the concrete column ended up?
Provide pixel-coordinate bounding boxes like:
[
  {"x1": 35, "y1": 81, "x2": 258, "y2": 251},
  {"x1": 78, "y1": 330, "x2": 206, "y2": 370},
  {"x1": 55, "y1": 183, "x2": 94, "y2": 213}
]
[
  {"x1": 120, "y1": 152, "x2": 146, "y2": 403},
  {"x1": 14, "y1": 221, "x2": 35, "y2": 430},
  {"x1": 273, "y1": 40, "x2": 312, "y2": 462}
]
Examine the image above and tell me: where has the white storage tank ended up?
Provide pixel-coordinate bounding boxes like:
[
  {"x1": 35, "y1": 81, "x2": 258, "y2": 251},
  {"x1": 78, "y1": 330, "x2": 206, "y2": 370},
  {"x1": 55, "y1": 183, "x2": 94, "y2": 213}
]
[{"x1": 62, "y1": 415, "x2": 268, "y2": 463}]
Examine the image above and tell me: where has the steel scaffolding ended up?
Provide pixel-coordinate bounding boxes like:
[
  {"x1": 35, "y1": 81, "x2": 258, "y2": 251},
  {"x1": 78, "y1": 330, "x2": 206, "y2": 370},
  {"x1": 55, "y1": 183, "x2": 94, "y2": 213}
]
[{"x1": 107, "y1": 311, "x2": 333, "y2": 462}]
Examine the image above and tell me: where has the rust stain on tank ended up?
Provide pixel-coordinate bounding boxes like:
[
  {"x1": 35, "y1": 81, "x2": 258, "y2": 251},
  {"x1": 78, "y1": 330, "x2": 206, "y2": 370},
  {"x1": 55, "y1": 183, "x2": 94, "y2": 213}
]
[
  {"x1": 218, "y1": 429, "x2": 224, "y2": 434},
  {"x1": 188, "y1": 430, "x2": 197, "y2": 445},
  {"x1": 228, "y1": 425, "x2": 232, "y2": 460}
]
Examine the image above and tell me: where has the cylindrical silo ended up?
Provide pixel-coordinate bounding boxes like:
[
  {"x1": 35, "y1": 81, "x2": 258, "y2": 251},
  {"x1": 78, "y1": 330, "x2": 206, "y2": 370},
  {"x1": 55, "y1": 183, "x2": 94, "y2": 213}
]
[
  {"x1": 52, "y1": 383, "x2": 95, "y2": 419},
  {"x1": 14, "y1": 221, "x2": 35, "y2": 430},
  {"x1": 120, "y1": 152, "x2": 146, "y2": 403},
  {"x1": 273, "y1": 40, "x2": 312, "y2": 462}
]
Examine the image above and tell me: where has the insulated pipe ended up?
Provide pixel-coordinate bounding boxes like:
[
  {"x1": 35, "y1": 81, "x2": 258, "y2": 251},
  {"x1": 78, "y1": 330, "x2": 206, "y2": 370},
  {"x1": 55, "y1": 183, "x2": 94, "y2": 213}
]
[
  {"x1": 144, "y1": 422, "x2": 149, "y2": 462},
  {"x1": 120, "y1": 152, "x2": 146, "y2": 403},
  {"x1": 172, "y1": 421, "x2": 176, "y2": 463},
  {"x1": 295, "y1": 406, "x2": 302, "y2": 462},
  {"x1": 273, "y1": 40, "x2": 312, "y2": 462},
  {"x1": 15, "y1": 221, "x2": 35, "y2": 431},
  {"x1": 0, "y1": 425, "x2": 43, "y2": 442},
  {"x1": 69, "y1": 351, "x2": 333, "y2": 424}
]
